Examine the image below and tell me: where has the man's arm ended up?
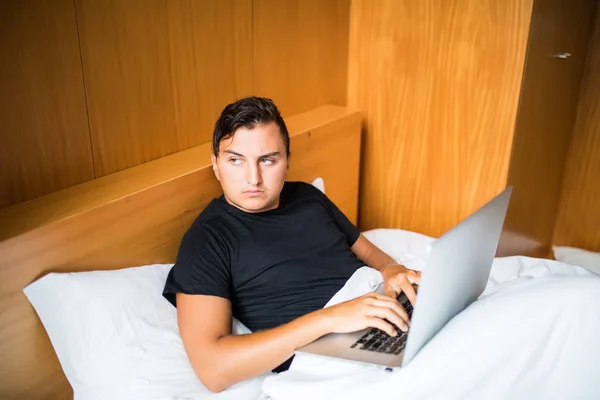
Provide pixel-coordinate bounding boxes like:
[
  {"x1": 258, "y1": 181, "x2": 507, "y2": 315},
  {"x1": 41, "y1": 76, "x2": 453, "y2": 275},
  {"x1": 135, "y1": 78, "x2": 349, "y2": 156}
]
[
  {"x1": 178, "y1": 291, "x2": 409, "y2": 393},
  {"x1": 351, "y1": 233, "x2": 421, "y2": 305},
  {"x1": 350, "y1": 233, "x2": 398, "y2": 272}
]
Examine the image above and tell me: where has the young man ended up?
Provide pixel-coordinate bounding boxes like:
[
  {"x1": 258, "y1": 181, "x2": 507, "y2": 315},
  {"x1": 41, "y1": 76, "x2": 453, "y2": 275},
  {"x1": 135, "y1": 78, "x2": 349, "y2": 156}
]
[{"x1": 163, "y1": 97, "x2": 420, "y2": 393}]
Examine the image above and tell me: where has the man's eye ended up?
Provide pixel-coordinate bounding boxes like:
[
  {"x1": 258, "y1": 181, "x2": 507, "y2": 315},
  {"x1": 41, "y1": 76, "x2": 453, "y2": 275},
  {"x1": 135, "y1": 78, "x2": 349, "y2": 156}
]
[
  {"x1": 260, "y1": 158, "x2": 274, "y2": 165},
  {"x1": 229, "y1": 158, "x2": 242, "y2": 165}
]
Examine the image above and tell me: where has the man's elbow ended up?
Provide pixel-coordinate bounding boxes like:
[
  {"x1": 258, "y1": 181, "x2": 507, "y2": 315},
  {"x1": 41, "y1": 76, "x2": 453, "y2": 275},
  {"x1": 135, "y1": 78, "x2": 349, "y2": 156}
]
[
  {"x1": 204, "y1": 380, "x2": 228, "y2": 394},
  {"x1": 196, "y1": 368, "x2": 230, "y2": 393}
]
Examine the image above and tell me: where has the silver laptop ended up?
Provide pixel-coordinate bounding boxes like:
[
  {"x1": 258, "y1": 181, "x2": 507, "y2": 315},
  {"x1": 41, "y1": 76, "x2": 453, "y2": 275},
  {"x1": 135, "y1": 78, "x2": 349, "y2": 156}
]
[{"x1": 297, "y1": 187, "x2": 512, "y2": 369}]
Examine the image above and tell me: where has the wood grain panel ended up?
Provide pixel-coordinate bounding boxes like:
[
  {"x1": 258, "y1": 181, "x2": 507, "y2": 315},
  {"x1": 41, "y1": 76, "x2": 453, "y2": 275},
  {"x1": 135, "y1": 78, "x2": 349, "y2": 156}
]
[
  {"x1": 499, "y1": 0, "x2": 597, "y2": 258},
  {"x1": 348, "y1": 0, "x2": 534, "y2": 236},
  {"x1": 76, "y1": 0, "x2": 253, "y2": 177},
  {"x1": 0, "y1": 105, "x2": 361, "y2": 399},
  {"x1": 554, "y1": 6, "x2": 600, "y2": 252},
  {"x1": 0, "y1": 0, "x2": 94, "y2": 209},
  {"x1": 253, "y1": 0, "x2": 350, "y2": 116}
]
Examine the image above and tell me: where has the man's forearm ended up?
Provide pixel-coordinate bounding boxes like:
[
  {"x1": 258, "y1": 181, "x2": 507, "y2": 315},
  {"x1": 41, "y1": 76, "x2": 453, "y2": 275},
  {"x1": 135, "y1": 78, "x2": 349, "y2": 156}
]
[
  {"x1": 351, "y1": 234, "x2": 398, "y2": 272},
  {"x1": 361, "y1": 245, "x2": 397, "y2": 272},
  {"x1": 199, "y1": 308, "x2": 332, "y2": 392},
  {"x1": 368, "y1": 254, "x2": 397, "y2": 272}
]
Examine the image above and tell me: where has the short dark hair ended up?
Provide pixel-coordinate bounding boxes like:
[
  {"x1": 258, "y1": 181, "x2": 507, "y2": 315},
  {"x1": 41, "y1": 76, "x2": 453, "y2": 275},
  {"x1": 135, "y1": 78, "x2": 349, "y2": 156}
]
[{"x1": 212, "y1": 96, "x2": 290, "y2": 157}]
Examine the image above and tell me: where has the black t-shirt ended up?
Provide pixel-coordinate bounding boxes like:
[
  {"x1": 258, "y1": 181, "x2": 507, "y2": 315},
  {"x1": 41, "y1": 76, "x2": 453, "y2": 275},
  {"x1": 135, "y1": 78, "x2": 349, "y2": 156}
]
[{"x1": 163, "y1": 181, "x2": 364, "y2": 367}]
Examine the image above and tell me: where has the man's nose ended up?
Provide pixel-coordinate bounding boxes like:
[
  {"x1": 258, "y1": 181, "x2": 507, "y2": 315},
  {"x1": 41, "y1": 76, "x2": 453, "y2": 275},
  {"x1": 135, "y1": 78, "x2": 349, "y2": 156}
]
[{"x1": 245, "y1": 163, "x2": 262, "y2": 186}]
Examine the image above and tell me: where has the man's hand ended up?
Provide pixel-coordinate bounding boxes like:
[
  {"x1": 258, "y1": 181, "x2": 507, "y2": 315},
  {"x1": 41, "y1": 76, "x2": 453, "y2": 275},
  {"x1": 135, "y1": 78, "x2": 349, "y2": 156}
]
[
  {"x1": 322, "y1": 292, "x2": 410, "y2": 335},
  {"x1": 380, "y1": 264, "x2": 421, "y2": 306},
  {"x1": 350, "y1": 234, "x2": 421, "y2": 308}
]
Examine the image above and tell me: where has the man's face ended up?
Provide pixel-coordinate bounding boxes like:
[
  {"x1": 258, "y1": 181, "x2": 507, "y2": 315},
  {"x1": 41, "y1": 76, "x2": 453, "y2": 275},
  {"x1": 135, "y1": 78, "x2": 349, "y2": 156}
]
[{"x1": 211, "y1": 122, "x2": 289, "y2": 213}]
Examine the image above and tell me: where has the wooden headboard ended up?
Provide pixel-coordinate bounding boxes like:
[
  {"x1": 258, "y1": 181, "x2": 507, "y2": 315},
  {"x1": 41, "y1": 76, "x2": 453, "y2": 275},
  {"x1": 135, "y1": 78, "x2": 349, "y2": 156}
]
[{"x1": 0, "y1": 105, "x2": 362, "y2": 399}]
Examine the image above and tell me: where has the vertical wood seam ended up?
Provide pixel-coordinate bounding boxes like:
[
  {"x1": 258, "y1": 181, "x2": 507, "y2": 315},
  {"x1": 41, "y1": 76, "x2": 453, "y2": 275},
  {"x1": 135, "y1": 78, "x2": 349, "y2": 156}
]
[
  {"x1": 72, "y1": 0, "x2": 97, "y2": 178},
  {"x1": 251, "y1": 0, "x2": 256, "y2": 95}
]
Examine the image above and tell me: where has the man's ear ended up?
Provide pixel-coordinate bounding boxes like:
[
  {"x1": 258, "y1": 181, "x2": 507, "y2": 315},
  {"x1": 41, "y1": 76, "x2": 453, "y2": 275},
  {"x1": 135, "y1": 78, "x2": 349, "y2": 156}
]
[
  {"x1": 286, "y1": 152, "x2": 291, "y2": 170},
  {"x1": 211, "y1": 154, "x2": 220, "y2": 181}
]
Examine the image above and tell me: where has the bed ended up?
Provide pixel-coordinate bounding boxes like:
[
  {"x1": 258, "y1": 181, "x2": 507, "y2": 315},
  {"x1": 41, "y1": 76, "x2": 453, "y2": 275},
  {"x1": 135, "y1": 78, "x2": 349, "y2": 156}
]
[{"x1": 2, "y1": 105, "x2": 600, "y2": 400}]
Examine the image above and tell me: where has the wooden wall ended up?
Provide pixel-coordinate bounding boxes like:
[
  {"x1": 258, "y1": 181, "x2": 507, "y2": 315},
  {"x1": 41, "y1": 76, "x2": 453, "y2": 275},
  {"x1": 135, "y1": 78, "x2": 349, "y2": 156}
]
[
  {"x1": 0, "y1": 0, "x2": 95, "y2": 209},
  {"x1": 0, "y1": 0, "x2": 350, "y2": 208},
  {"x1": 254, "y1": 0, "x2": 350, "y2": 116},
  {"x1": 554, "y1": 7, "x2": 600, "y2": 253},
  {"x1": 348, "y1": 0, "x2": 534, "y2": 236},
  {"x1": 500, "y1": 0, "x2": 597, "y2": 258},
  {"x1": 76, "y1": 0, "x2": 254, "y2": 177}
]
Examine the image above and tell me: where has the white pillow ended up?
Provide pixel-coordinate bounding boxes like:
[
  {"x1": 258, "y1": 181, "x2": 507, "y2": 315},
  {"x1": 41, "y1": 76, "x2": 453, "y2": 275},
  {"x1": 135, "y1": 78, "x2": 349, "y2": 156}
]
[
  {"x1": 553, "y1": 246, "x2": 600, "y2": 275},
  {"x1": 311, "y1": 177, "x2": 325, "y2": 194},
  {"x1": 362, "y1": 228, "x2": 435, "y2": 271},
  {"x1": 23, "y1": 264, "x2": 263, "y2": 400}
]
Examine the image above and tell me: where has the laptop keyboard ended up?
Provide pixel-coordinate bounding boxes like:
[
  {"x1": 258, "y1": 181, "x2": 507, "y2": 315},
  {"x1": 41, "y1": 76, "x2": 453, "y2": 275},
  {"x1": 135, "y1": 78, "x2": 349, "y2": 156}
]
[{"x1": 350, "y1": 299, "x2": 414, "y2": 355}]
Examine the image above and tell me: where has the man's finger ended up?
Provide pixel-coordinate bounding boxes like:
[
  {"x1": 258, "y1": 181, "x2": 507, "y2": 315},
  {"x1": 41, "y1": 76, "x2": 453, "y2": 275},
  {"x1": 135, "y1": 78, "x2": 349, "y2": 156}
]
[
  {"x1": 399, "y1": 279, "x2": 418, "y2": 306},
  {"x1": 383, "y1": 283, "x2": 399, "y2": 299},
  {"x1": 368, "y1": 304, "x2": 409, "y2": 332},
  {"x1": 371, "y1": 299, "x2": 410, "y2": 324},
  {"x1": 407, "y1": 270, "x2": 421, "y2": 285},
  {"x1": 367, "y1": 317, "x2": 397, "y2": 337}
]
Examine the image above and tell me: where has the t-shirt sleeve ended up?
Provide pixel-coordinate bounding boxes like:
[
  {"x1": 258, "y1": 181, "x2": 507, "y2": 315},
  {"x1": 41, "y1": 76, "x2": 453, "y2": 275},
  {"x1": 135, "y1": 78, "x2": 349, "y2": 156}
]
[
  {"x1": 308, "y1": 183, "x2": 361, "y2": 246},
  {"x1": 163, "y1": 223, "x2": 232, "y2": 307}
]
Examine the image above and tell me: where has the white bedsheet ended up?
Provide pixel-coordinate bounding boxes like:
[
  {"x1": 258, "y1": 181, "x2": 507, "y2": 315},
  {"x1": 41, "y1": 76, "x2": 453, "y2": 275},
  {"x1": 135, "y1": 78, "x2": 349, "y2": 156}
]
[{"x1": 262, "y1": 257, "x2": 600, "y2": 400}]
